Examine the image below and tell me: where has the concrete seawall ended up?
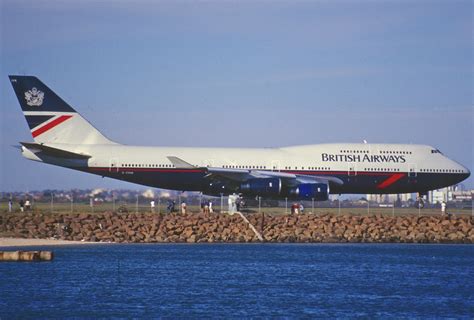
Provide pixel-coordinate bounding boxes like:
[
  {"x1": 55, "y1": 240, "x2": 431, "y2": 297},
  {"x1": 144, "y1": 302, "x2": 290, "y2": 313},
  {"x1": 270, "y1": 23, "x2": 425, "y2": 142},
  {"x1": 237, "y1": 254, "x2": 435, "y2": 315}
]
[
  {"x1": 1, "y1": 212, "x2": 473, "y2": 244},
  {"x1": 0, "y1": 251, "x2": 53, "y2": 261}
]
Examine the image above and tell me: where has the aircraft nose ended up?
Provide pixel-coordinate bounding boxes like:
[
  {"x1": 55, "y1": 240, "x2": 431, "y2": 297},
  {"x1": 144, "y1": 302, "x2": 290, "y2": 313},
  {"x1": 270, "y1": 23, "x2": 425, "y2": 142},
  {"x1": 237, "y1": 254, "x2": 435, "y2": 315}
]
[{"x1": 458, "y1": 165, "x2": 470, "y2": 182}]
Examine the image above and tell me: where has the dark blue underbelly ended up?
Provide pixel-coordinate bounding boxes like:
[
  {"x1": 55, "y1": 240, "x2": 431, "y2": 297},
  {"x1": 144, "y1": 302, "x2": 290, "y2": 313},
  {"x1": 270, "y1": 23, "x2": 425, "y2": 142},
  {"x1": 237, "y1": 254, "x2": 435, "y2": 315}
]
[{"x1": 79, "y1": 167, "x2": 466, "y2": 195}]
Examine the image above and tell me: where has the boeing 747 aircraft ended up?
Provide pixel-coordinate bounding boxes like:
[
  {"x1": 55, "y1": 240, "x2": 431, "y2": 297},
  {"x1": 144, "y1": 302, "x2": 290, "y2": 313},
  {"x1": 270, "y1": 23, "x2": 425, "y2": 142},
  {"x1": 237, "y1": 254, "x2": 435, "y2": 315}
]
[{"x1": 9, "y1": 76, "x2": 470, "y2": 202}]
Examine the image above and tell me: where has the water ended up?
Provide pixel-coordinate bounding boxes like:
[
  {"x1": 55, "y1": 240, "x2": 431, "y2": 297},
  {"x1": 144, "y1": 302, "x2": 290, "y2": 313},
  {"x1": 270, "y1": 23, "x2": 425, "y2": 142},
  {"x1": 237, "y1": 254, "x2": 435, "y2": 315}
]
[{"x1": 1, "y1": 244, "x2": 473, "y2": 318}]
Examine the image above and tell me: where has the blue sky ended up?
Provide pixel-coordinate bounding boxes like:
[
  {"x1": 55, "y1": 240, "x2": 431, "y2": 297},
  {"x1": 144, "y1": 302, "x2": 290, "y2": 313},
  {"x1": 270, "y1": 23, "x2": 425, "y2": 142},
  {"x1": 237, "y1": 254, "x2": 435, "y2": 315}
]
[{"x1": 1, "y1": 0, "x2": 472, "y2": 191}]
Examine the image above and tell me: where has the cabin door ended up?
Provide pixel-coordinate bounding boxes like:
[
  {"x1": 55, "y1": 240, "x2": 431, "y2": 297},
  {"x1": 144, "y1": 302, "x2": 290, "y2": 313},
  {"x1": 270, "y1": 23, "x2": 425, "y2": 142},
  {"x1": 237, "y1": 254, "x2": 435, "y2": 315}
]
[
  {"x1": 408, "y1": 163, "x2": 417, "y2": 183},
  {"x1": 347, "y1": 162, "x2": 357, "y2": 176},
  {"x1": 408, "y1": 163, "x2": 417, "y2": 177},
  {"x1": 271, "y1": 160, "x2": 281, "y2": 172},
  {"x1": 109, "y1": 158, "x2": 119, "y2": 173}
]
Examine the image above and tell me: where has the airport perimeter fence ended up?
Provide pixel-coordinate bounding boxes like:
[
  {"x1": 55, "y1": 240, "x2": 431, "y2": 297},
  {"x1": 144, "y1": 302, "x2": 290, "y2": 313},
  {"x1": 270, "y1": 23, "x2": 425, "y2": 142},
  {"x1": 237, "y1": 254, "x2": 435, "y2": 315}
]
[
  {"x1": 1, "y1": 194, "x2": 225, "y2": 215},
  {"x1": 0, "y1": 195, "x2": 472, "y2": 217}
]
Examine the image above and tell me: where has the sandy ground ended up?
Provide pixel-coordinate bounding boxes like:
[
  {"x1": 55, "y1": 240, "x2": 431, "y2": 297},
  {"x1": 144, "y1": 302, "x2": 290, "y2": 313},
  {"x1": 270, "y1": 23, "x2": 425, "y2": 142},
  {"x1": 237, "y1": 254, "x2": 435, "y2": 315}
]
[{"x1": 0, "y1": 237, "x2": 105, "y2": 247}]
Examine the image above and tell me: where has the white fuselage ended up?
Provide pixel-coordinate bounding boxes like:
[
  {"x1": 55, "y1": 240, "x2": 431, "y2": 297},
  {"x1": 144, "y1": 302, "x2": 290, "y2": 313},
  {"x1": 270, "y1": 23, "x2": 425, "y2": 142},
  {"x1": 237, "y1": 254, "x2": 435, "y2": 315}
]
[{"x1": 23, "y1": 142, "x2": 470, "y2": 196}]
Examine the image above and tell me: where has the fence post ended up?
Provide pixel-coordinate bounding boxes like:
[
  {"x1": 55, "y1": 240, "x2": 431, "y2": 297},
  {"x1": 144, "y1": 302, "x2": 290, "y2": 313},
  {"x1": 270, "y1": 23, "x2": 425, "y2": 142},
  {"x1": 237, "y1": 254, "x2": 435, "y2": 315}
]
[
  {"x1": 199, "y1": 193, "x2": 202, "y2": 213},
  {"x1": 220, "y1": 193, "x2": 223, "y2": 213},
  {"x1": 135, "y1": 194, "x2": 139, "y2": 214},
  {"x1": 338, "y1": 197, "x2": 341, "y2": 215}
]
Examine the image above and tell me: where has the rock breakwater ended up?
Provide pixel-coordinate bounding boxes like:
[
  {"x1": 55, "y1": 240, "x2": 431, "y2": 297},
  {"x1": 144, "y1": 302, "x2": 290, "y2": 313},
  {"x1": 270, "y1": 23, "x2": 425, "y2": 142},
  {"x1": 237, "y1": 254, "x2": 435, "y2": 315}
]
[{"x1": 1, "y1": 212, "x2": 472, "y2": 244}]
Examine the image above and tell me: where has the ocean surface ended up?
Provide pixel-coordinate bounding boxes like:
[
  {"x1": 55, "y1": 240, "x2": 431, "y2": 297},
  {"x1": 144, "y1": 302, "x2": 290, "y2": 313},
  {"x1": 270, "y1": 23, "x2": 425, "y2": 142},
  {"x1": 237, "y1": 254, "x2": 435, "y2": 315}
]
[{"x1": 1, "y1": 244, "x2": 473, "y2": 318}]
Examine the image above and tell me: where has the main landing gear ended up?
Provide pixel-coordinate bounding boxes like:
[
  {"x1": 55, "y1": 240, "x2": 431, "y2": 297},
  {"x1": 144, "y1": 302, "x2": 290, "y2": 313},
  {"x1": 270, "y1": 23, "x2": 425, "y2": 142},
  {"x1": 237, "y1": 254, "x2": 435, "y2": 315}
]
[{"x1": 416, "y1": 192, "x2": 427, "y2": 209}]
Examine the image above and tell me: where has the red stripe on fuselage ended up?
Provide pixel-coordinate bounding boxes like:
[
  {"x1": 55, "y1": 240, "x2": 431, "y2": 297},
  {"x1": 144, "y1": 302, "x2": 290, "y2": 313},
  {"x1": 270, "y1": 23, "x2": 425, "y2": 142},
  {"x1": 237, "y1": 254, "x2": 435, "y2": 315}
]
[
  {"x1": 31, "y1": 115, "x2": 73, "y2": 138},
  {"x1": 86, "y1": 167, "x2": 411, "y2": 175},
  {"x1": 377, "y1": 173, "x2": 405, "y2": 189},
  {"x1": 87, "y1": 167, "x2": 408, "y2": 178},
  {"x1": 89, "y1": 168, "x2": 204, "y2": 173},
  {"x1": 282, "y1": 170, "x2": 394, "y2": 176}
]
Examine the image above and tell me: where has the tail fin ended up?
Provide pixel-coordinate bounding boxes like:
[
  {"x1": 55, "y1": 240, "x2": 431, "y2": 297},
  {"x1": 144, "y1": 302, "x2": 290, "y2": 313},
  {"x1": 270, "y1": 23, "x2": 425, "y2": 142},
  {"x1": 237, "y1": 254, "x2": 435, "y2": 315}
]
[{"x1": 9, "y1": 75, "x2": 116, "y2": 145}]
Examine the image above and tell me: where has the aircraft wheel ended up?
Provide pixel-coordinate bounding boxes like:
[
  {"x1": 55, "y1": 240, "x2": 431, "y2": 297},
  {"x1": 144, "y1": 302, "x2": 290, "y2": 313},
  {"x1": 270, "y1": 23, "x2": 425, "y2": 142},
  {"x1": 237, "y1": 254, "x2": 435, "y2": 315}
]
[{"x1": 417, "y1": 199, "x2": 425, "y2": 209}]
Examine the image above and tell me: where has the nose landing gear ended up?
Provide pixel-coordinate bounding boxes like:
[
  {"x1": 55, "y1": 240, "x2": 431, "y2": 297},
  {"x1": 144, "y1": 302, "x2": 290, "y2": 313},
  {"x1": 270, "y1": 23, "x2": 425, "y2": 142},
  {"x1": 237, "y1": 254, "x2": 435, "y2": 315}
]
[{"x1": 416, "y1": 192, "x2": 427, "y2": 209}]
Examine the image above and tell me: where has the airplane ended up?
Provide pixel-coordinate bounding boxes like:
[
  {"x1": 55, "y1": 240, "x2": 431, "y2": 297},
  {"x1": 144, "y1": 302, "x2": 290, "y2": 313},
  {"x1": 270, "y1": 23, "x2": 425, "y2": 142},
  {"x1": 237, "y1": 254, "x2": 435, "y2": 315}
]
[{"x1": 8, "y1": 75, "x2": 471, "y2": 204}]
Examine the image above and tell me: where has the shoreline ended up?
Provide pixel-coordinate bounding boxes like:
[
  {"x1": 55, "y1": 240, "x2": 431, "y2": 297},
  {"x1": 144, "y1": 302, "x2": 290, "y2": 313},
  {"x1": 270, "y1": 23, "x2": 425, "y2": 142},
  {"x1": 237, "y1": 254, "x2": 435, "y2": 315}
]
[
  {"x1": 1, "y1": 212, "x2": 473, "y2": 244},
  {"x1": 1, "y1": 237, "x2": 472, "y2": 248}
]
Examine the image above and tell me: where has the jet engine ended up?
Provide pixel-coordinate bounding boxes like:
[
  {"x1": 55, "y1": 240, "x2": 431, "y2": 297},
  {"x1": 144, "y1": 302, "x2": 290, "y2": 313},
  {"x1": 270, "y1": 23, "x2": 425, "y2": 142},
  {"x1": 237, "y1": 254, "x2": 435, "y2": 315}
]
[
  {"x1": 288, "y1": 183, "x2": 329, "y2": 201},
  {"x1": 240, "y1": 178, "x2": 282, "y2": 196}
]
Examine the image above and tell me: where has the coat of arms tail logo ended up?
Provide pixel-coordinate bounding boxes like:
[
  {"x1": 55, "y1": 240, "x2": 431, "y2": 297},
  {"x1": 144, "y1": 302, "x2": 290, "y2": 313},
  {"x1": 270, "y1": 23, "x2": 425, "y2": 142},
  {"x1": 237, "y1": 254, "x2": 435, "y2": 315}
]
[{"x1": 24, "y1": 87, "x2": 44, "y2": 106}]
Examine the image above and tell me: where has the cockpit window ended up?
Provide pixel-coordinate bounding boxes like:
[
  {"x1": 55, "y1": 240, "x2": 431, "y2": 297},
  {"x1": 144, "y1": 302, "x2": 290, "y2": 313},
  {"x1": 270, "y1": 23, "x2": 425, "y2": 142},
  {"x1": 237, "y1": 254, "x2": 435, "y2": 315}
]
[{"x1": 431, "y1": 149, "x2": 443, "y2": 154}]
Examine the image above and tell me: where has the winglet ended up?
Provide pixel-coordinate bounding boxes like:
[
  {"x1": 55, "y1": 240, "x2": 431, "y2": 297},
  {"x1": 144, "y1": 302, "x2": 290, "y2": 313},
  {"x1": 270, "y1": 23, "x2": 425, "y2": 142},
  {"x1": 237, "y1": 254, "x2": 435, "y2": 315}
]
[{"x1": 167, "y1": 156, "x2": 195, "y2": 169}]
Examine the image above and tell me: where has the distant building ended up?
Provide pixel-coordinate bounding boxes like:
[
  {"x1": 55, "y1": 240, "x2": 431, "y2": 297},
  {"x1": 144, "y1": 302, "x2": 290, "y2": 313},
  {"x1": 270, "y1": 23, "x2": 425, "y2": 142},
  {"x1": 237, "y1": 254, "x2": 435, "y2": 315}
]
[
  {"x1": 428, "y1": 186, "x2": 461, "y2": 204},
  {"x1": 367, "y1": 193, "x2": 413, "y2": 204},
  {"x1": 430, "y1": 189, "x2": 447, "y2": 204},
  {"x1": 451, "y1": 190, "x2": 473, "y2": 202}
]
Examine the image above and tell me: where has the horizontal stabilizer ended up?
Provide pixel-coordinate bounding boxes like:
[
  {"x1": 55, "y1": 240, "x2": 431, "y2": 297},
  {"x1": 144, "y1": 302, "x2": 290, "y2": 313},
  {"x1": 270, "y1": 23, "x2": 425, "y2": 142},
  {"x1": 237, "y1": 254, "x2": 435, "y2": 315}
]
[
  {"x1": 20, "y1": 142, "x2": 91, "y2": 159},
  {"x1": 167, "y1": 156, "x2": 195, "y2": 169}
]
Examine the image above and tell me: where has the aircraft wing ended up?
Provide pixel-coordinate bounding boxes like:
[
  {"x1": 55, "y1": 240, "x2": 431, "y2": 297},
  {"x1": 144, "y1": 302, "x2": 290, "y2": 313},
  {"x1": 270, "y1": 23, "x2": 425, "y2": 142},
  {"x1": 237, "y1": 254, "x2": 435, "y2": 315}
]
[
  {"x1": 167, "y1": 156, "x2": 343, "y2": 187},
  {"x1": 206, "y1": 167, "x2": 344, "y2": 186}
]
